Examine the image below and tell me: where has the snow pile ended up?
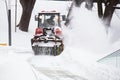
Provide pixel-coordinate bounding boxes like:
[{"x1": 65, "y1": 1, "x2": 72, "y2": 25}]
[{"x1": 0, "y1": 54, "x2": 37, "y2": 80}]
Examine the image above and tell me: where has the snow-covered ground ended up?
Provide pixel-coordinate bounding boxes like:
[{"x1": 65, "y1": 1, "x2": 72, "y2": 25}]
[{"x1": 0, "y1": 0, "x2": 120, "y2": 80}]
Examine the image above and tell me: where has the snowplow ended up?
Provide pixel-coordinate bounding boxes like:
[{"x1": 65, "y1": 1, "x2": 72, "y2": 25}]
[{"x1": 31, "y1": 11, "x2": 65, "y2": 55}]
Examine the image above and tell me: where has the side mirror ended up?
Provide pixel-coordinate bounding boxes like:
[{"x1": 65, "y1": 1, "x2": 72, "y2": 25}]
[
  {"x1": 62, "y1": 15, "x2": 66, "y2": 21},
  {"x1": 35, "y1": 15, "x2": 38, "y2": 21}
]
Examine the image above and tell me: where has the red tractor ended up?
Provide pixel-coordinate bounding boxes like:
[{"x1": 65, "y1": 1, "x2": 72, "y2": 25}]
[{"x1": 31, "y1": 11, "x2": 66, "y2": 55}]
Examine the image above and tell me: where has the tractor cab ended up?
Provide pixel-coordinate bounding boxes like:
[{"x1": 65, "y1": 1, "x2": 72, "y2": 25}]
[
  {"x1": 37, "y1": 11, "x2": 61, "y2": 28},
  {"x1": 34, "y1": 11, "x2": 65, "y2": 37}
]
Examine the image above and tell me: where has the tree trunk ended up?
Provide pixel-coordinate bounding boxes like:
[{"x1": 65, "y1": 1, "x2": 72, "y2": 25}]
[
  {"x1": 74, "y1": 0, "x2": 84, "y2": 7},
  {"x1": 97, "y1": 0, "x2": 103, "y2": 18},
  {"x1": 103, "y1": 0, "x2": 118, "y2": 26},
  {"x1": 18, "y1": 0, "x2": 36, "y2": 32},
  {"x1": 65, "y1": 2, "x2": 73, "y2": 26}
]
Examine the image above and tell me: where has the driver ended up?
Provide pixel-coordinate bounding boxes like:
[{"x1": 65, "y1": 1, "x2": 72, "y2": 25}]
[{"x1": 44, "y1": 15, "x2": 55, "y2": 27}]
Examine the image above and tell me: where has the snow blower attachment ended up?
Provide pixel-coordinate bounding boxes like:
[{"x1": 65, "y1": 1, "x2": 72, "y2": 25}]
[{"x1": 31, "y1": 11, "x2": 65, "y2": 56}]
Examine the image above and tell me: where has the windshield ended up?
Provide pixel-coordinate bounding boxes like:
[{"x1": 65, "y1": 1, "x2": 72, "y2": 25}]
[{"x1": 38, "y1": 13, "x2": 60, "y2": 28}]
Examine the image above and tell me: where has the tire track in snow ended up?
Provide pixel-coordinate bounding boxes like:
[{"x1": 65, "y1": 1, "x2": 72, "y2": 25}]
[{"x1": 34, "y1": 67, "x2": 87, "y2": 80}]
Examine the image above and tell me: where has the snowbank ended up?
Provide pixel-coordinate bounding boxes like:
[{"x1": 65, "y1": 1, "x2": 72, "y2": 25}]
[{"x1": 0, "y1": 54, "x2": 37, "y2": 80}]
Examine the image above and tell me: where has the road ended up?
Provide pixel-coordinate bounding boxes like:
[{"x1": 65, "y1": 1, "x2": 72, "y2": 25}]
[{"x1": 32, "y1": 66, "x2": 87, "y2": 80}]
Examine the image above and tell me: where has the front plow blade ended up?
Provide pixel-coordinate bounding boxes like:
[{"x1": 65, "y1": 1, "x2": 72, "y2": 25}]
[{"x1": 32, "y1": 44, "x2": 63, "y2": 56}]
